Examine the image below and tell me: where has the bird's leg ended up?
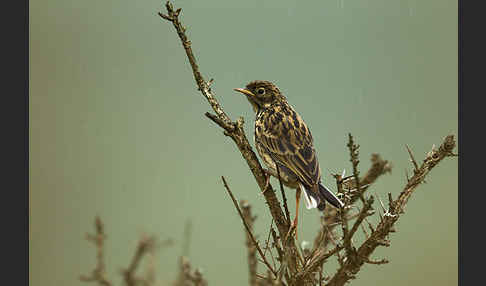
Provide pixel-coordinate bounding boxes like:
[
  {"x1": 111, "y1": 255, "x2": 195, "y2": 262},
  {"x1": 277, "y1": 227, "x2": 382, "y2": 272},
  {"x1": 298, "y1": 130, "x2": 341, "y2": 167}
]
[
  {"x1": 285, "y1": 187, "x2": 302, "y2": 241},
  {"x1": 293, "y1": 187, "x2": 301, "y2": 240}
]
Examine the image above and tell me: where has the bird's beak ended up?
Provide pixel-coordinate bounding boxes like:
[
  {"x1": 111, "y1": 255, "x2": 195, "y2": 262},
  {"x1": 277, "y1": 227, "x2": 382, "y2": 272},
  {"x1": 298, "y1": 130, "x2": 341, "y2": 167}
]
[{"x1": 234, "y1": 88, "x2": 255, "y2": 97}]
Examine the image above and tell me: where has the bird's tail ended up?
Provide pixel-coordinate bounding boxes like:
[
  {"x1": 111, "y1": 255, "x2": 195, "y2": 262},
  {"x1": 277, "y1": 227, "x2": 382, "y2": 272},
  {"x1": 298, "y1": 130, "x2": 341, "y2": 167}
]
[
  {"x1": 317, "y1": 183, "x2": 344, "y2": 211},
  {"x1": 300, "y1": 183, "x2": 344, "y2": 211}
]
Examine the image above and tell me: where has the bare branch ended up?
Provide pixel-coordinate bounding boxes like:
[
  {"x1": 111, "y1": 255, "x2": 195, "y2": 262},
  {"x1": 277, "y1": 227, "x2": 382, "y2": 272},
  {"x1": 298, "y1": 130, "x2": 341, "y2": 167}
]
[
  {"x1": 240, "y1": 200, "x2": 259, "y2": 286},
  {"x1": 158, "y1": 2, "x2": 231, "y2": 126},
  {"x1": 174, "y1": 256, "x2": 208, "y2": 286},
  {"x1": 122, "y1": 235, "x2": 157, "y2": 286},
  {"x1": 144, "y1": 249, "x2": 156, "y2": 286},
  {"x1": 316, "y1": 151, "x2": 392, "y2": 254},
  {"x1": 360, "y1": 223, "x2": 370, "y2": 239},
  {"x1": 405, "y1": 144, "x2": 420, "y2": 172},
  {"x1": 387, "y1": 193, "x2": 395, "y2": 214},
  {"x1": 222, "y1": 176, "x2": 277, "y2": 276},
  {"x1": 347, "y1": 196, "x2": 375, "y2": 244},
  {"x1": 182, "y1": 220, "x2": 192, "y2": 257},
  {"x1": 276, "y1": 164, "x2": 291, "y2": 226},
  {"x1": 347, "y1": 133, "x2": 364, "y2": 203},
  {"x1": 159, "y1": 0, "x2": 290, "y2": 246},
  {"x1": 327, "y1": 135, "x2": 456, "y2": 286},
  {"x1": 158, "y1": 2, "x2": 456, "y2": 285},
  {"x1": 363, "y1": 257, "x2": 389, "y2": 265},
  {"x1": 205, "y1": 112, "x2": 234, "y2": 134},
  {"x1": 80, "y1": 216, "x2": 113, "y2": 286},
  {"x1": 263, "y1": 219, "x2": 275, "y2": 257},
  {"x1": 296, "y1": 246, "x2": 342, "y2": 281}
]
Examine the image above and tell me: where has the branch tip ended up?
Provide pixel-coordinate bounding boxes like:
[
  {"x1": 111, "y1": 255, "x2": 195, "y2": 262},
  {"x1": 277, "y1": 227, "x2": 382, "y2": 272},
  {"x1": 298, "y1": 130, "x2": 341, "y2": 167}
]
[
  {"x1": 158, "y1": 12, "x2": 173, "y2": 21},
  {"x1": 405, "y1": 144, "x2": 420, "y2": 172}
]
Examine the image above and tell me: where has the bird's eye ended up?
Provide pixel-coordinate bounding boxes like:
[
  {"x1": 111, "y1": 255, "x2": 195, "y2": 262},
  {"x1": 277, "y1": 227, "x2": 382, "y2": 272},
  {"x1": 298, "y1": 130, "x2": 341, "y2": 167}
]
[{"x1": 257, "y1": 88, "x2": 265, "y2": 95}]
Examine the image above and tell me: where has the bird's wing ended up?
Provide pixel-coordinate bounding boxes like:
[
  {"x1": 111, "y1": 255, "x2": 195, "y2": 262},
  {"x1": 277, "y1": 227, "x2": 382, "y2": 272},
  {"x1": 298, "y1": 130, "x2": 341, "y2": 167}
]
[{"x1": 256, "y1": 105, "x2": 321, "y2": 189}]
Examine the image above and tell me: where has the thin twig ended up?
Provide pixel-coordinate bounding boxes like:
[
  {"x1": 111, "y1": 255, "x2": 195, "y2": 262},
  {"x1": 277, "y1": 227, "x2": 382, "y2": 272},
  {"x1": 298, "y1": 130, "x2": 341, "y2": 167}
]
[
  {"x1": 347, "y1": 196, "x2": 374, "y2": 243},
  {"x1": 263, "y1": 220, "x2": 278, "y2": 272},
  {"x1": 263, "y1": 219, "x2": 274, "y2": 256},
  {"x1": 222, "y1": 176, "x2": 277, "y2": 276},
  {"x1": 276, "y1": 164, "x2": 291, "y2": 226},
  {"x1": 174, "y1": 256, "x2": 208, "y2": 286},
  {"x1": 319, "y1": 267, "x2": 323, "y2": 286},
  {"x1": 347, "y1": 133, "x2": 364, "y2": 203},
  {"x1": 80, "y1": 216, "x2": 113, "y2": 286},
  {"x1": 240, "y1": 200, "x2": 259, "y2": 286},
  {"x1": 360, "y1": 223, "x2": 370, "y2": 239},
  {"x1": 144, "y1": 246, "x2": 156, "y2": 286},
  {"x1": 296, "y1": 246, "x2": 342, "y2": 281},
  {"x1": 362, "y1": 257, "x2": 389, "y2": 265},
  {"x1": 405, "y1": 144, "x2": 420, "y2": 172},
  {"x1": 122, "y1": 235, "x2": 156, "y2": 286},
  {"x1": 182, "y1": 220, "x2": 193, "y2": 257}
]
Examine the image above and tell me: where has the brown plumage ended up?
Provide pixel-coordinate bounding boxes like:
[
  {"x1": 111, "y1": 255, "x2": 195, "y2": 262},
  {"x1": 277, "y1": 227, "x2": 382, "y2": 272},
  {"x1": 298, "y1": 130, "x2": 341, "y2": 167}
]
[{"x1": 234, "y1": 81, "x2": 344, "y2": 219}]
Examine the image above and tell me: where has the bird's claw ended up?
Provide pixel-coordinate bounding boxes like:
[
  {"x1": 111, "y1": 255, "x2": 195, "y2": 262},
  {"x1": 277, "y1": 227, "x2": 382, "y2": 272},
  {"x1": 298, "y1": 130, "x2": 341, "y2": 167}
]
[{"x1": 284, "y1": 219, "x2": 298, "y2": 241}]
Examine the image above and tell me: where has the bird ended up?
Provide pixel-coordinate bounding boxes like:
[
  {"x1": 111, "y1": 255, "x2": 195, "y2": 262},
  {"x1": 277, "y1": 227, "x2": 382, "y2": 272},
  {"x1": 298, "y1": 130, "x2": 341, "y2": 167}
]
[{"x1": 234, "y1": 80, "x2": 344, "y2": 234}]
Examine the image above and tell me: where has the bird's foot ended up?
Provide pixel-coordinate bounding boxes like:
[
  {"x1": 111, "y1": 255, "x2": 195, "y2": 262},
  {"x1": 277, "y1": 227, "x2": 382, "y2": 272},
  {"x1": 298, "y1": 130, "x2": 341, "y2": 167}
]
[{"x1": 284, "y1": 216, "x2": 298, "y2": 242}]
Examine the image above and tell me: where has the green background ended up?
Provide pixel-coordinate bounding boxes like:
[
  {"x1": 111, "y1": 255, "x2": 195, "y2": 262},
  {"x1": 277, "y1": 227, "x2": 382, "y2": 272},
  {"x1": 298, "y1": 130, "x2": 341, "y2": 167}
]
[{"x1": 30, "y1": 0, "x2": 457, "y2": 285}]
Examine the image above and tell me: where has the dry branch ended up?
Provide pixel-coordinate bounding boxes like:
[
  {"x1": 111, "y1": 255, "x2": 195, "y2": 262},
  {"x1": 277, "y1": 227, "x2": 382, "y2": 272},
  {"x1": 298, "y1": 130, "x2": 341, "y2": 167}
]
[
  {"x1": 326, "y1": 135, "x2": 456, "y2": 286},
  {"x1": 174, "y1": 257, "x2": 208, "y2": 286},
  {"x1": 241, "y1": 200, "x2": 259, "y2": 286},
  {"x1": 173, "y1": 222, "x2": 208, "y2": 286},
  {"x1": 312, "y1": 153, "x2": 391, "y2": 253},
  {"x1": 276, "y1": 164, "x2": 291, "y2": 226},
  {"x1": 158, "y1": 1, "x2": 301, "y2": 278},
  {"x1": 222, "y1": 176, "x2": 277, "y2": 276},
  {"x1": 158, "y1": 0, "x2": 289, "y2": 240},
  {"x1": 157, "y1": 1, "x2": 457, "y2": 285},
  {"x1": 181, "y1": 220, "x2": 192, "y2": 257},
  {"x1": 80, "y1": 216, "x2": 112, "y2": 286},
  {"x1": 81, "y1": 217, "x2": 170, "y2": 286},
  {"x1": 122, "y1": 235, "x2": 157, "y2": 286},
  {"x1": 347, "y1": 133, "x2": 365, "y2": 203}
]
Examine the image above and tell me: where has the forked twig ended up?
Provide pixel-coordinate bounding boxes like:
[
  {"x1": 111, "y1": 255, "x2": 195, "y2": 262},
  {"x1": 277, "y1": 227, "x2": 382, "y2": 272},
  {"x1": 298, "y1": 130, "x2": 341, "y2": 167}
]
[{"x1": 80, "y1": 216, "x2": 112, "y2": 286}]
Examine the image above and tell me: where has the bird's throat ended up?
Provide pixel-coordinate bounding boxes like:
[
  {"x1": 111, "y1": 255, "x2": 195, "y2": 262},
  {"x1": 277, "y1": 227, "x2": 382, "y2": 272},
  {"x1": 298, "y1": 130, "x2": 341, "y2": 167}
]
[{"x1": 246, "y1": 96, "x2": 260, "y2": 113}]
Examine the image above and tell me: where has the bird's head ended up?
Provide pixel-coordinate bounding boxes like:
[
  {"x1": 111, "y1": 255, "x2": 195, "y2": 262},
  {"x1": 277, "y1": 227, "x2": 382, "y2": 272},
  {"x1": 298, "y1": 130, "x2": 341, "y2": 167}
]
[{"x1": 234, "y1": 80, "x2": 286, "y2": 112}]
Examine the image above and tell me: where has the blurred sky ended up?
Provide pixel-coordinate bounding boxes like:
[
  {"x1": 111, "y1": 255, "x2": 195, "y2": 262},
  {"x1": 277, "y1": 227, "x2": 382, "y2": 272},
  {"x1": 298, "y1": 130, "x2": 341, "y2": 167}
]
[{"x1": 30, "y1": 0, "x2": 457, "y2": 285}]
